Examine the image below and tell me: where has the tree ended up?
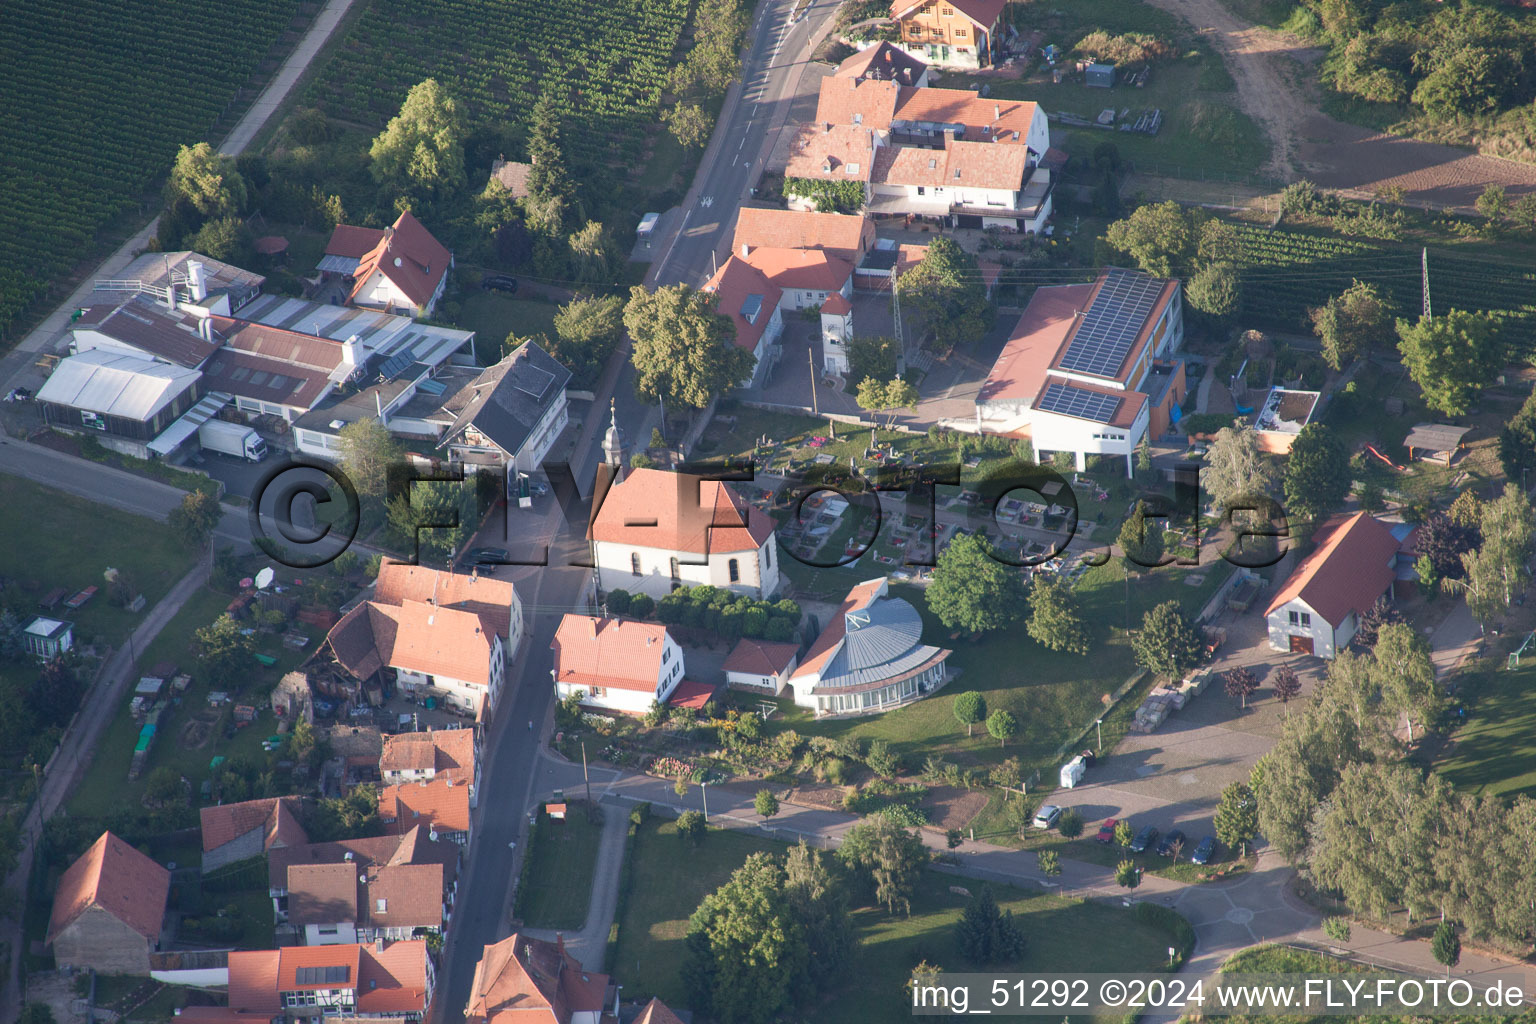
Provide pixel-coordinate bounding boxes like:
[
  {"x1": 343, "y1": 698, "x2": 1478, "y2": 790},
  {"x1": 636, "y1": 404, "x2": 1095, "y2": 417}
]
[
  {"x1": 0, "y1": 610, "x2": 23, "y2": 661},
  {"x1": 1131, "y1": 601, "x2": 1203, "y2": 680},
  {"x1": 1026, "y1": 575, "x2": 1090, "y2": 655},
  {"x1": 522, "y1": 94, "x2": 579, "y2": 236},
  {"x1": 946, "y1": 828, "x2": 963, "y2": 849},
  {"x1": 683, "y1": 853, "x2": 808, "y2": 1024},
  {"x1": 193, "y1": 615, "x2": 254, "y2": 688},
  {"x1": 625, "y1": 284, "x2": 755, "y2": 410},
  {"x1": 18, "y1": 1005, "x2": 56, "y2": 1024},
  {"x1": 754, "y1": 789, "x2": 780, "y2": 818},
  {"x1": 677, "y1": 809, "x2": 707, "y2": 845},
  {"x1": 1115, "y1": 859, "x2": 1141, "y2": 889},
  {"x1": 167, "y1": 142, "x2": 247, "y2": 219},
  {"x1": 1373, "y1": 622, "x2": 1440, "y2": 744},
  {"x1": 385, "y1": 478, "x2": 471, "y2": 560},
  {"x1": 1353, "y1": 596, "x2": 1405, "y2": 649},
  {"x1": 1432, "y1": 921, "x2": 1461, "y2": 976},
  {"x1": 855, "y1": 376, "x2": 918, "y2": 429},
  {"x1": 837, "y1": 814, "x2": 929, "y2": 915},
  {"x1": 1417, "y1": 511, "x2": 1479, "y2": 582},
  {"x1": 288, "y1": 717, "x2": 320, "y2": 769},
  {"x1": 630, "y1": 593, "x2": 656, "y2": 619},
  {"x1": 1224, "y1": 666, "x2": 1258, "y2": 709},
  {"x1": 144, "y1": 766, "x2": 183, "y2": 807},
  {"x1": 369, "y1": 79, "x2": 466, "y2": 197},
  {"x1": 168, "y1": 489, "x2": 223, "y2": 548},
  {"x1": 865, "y1": 740, "x2": 900, "y2": 778},
  {"x1": 847, "y1": 335, "x2": 899, "y2": 384},
  {"x1": 674, "y1": 777, "x2": 690, "y2": 798},
  {"x1": 1186, "y1": 261, "x2": 1241, "y2": 318},
  {"x1": 1272, "y1": 663, "x2": 1303, "y2": 711},
  {"x1": 1283, "y1": 423, "x2": 1350, "y2": 526},
  {"x1": 308, "y1": 785, "x2": 380, "y2": 840},
  {"x1": 955, "y1": 886, "x2": 1027, "y2": 965},
  {"x1": 1037, "y1": 849, "x2": 1061, "y2": 875},
  {"x1": 1477, "y1": 184, "x2": 1508, "y2": 223},
  {"x1": 1395, "y1": 311, "x2": 1507, "y2": 416},
  {"x1": 1118, "y1": 500, "x2": 1166, "y2": 570},
  {"x1": 897, "y1": 237, "x2": 992, "y2": 350},
  {"x1": 1057, "y1": 808, "x2": 1084, "y2": 838},
  {"x1": 1114, "y1": 820, "x2": 1134, "y2": 847},
  {"x1": 1213, "y1": 781, "x2": 1258, "y2": 856},
  {"x1": 1202, "y1": 424, "x2": 1277, "y2": 510},
  {"x1": 663, "y1": 102, "x2": 713, "y2": 148},
  {"x1": 783, "y1": 842, "x2": 853, "y2": 989},
  {"x1": 1449, "y1": 490, "x2": 1483, "y2": 530},
  {"x1": 1103, "y1": 201, "x2": 1195, "y2": 277},
  {"x1": 986, "y1": 709, "x2": 1018, "y2": 749},
  {"x1": 1309, "y1": 280, "x2": 1396, "y2": 370},
  {"x1": 337, "y1": 417, "x2": 403, "y2": 501},
  {"x1": 927, "y1": 533, "x2": 1028, "y2": 635},
  {"x1": 189, "y1": 216, "x2": 254, "y2": 266},
  {"x1": 567, "y1": 220, "x2": 618, "y2": 287}
]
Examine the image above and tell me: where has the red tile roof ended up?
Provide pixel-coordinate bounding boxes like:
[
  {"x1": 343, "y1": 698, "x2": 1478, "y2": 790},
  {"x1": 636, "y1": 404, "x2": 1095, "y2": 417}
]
[
  {"x1": 634, "y1": 997, "x2": 687, "y2": 1024},
  {"x1": 875, "y1": 138, "x2": 1031, "y2": 191},
  {"x1": 286, "y1": 863, "x2": 359, "y2": 927},
  {"x1": 373, "y1": 559, "x2": 518, "y2": 638},
  {"x1": 893, "y1": 87, "x2": 1040, "y2": 146},
  {"x1": 588, "y1": 467, "x2": 776, "y2": 556},
  {"x1": 703, "y1": 256, "x2": 783, "y2": 353},
  {"x1": 784, "y1": 123, "x2": 877, "y2": 182},
  {"x1": 731, "y1": 208, "x2": 874, "y2": 263},
  {"x1": 349, "y1": 211, "x2": 451, "y2": 310},
  {"x1": 552, "y1": 616, "x2": 671, "y2": 693},
  {"x1": 833, "y1": 41, "x2": 929, "y2": 84},
  {"x1": 792, "y1": 579, "x2": 887, "y2": 680},
  {"x1": 47, "y1": 831, "x2": 169, "y2": 945},
  {"x1": 327, "y1": 600, "x2": 498, "y2": 688},
  {"x1": 740, "y1": 247, "x2": 854, "y2": 295},
  {"x1": 891, "y1": 0, "x2": 1008, "y2": 27},
  {"x1": 820, "y1": 291, "x2": 853, "y2": 316},
  {"x1": 267, "y1": 826, "x2": 458, "y2": 893},
  {"x1": 226, "y1": 949, "x2": 283, "y2": 1014},
  {"x1": 814, "y1": 76, "x2": 900, "y2": 131},
  {"x1": 380, "y1": 778, "x2": 472, "y2": 836},
  {"x1": 325, "y1": 225, "x2": 388, "y2": 261},
  {"x1": 200, "y1": 797, "x2": 307, "y2": 854},
  {"x1": 257, "y1": 941, "x2": 431, "y2": 1015},
  {"x1": 465, "y1": 933, "x2": 610, "y2": 1024},
  {"x1": 380, "y1": 728, "x2": 477, "y2": 783},
  {"x1": 666, "y1": 679, "x2": 720, "y2": 710},
  {"x1": 1264, "y1": 512, "x2": 1402, "y2": 626},
  {"x1": 723, "y1": 638, "x2": 800, "y2": 676}
]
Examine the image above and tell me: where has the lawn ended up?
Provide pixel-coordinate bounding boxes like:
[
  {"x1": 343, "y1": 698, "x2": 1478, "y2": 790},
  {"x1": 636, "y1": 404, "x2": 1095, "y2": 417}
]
[
  {"x1": 610, "y1": 815, "x2": 1185, "y2": 1020},
  {"x1": 1433, "y1": 662, "x2": 1536, "y2": 800},
  {"x1": 453, "y1": 291, "x2": 563, "y2": 358},
  {"x1": 66, "y1": 585, "x2": 305, "y2": 823},
  {"x1": 516, "y1": 803, "x2": 604, "y2": 930},
  {"x1": 0, "y1": 476, "x2": 200, "y2": 647}
]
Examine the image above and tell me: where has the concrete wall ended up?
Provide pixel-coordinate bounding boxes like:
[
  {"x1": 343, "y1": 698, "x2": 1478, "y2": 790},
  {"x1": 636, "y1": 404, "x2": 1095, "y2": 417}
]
[
  {"x1": 203, "y1": 827, "x2": 265, "y2": 873},
  {"x1": 54, "y1": 907, "x2": 152, "y2": 975}
]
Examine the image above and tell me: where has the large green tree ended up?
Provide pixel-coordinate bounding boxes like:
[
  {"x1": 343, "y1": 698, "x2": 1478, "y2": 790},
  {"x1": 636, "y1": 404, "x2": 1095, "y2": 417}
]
[
  {"x1": 837, "y1": 813, "x2": 929, "y2": 916},
  {"x1": 1186, "y1": 261, "x2": 1242, "y2": 318},
  {"x1": 683, "y1": 853, "x2": 809, "y2": 1024},
  {"x1": 1102, "y1": 201, "x2": 1195, "y2": 277},
  {"x1": 1213, "y1": 781, "x2": 1259, "y2": 856},
  {"x1": 368, "y1": 79, "x2": 466, "y2": 198},
  {"x1": 1498, "y1": 390, "x2": 1536, "y2": 489},
  {"x1": 167, "y1": 142, "x2": 247, "y2": 219},
  {"x1": 524, "y1": 94, "x2": 579, "y2": 236},
  {"x1": 1395, "y1": 310, "x2": 1507, "y2": 416},
  {"x1": 926, "y1": 533, "x2": 1028, "y2": 635},
  {"x1": 1118, "y1": 500, "x2": 1167, "y2": 570},
  {"x1": 1372, "y1": 622, "x2": 1440, "y2": 744},
  {"x1": 897, "y1": 237, "x2": 992, "y2": 351},
  {"x1": 549, "y1": 294, "x2": 625, "y2": 389},
  {"x1": 168, "y1": 489, "x2": 224, "y2": 549},
  {"x1": 1309, "y1": 280, "x2": 1396, "y2": 370},
  {"x1": 194, "y1": 614, "x2": 255, "y2": 688},
  {"x1": 1202, "y1": 423, "x2": 1277, "y2": 510},
  {"x1": 1131, "y1": 600, "x2": 1203, "y2": 679},
  {"x1": 1026, "y1": 575, "x2": 1091, "y2": 654},
  {"x1": 955, "y1": 886, "x2": 1026, "y2": 965},
  {"x1": 1282, "y1": 423, "x2": 1350, "y2": 526},
  {"x1": 855, "y1": 376, "x2": 919, "y2": 429},
  {"x1": 783, "y1": 841, "x2": 854, "y2": 989},
  {"x1": 625, "y1": 284, "x2": 755, "y2": 411},
  {"x1": 953, "y1": 691, "x2": 987, "y2": 737},
  {"x1": 337, "y1": 417, "x2": 403, "y2": 502}
]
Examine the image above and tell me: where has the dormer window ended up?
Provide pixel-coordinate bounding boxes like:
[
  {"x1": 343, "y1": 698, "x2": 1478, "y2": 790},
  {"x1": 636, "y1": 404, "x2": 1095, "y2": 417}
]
[{"x1": 854, "y1": 113, "x2": 862, "y2": 124}]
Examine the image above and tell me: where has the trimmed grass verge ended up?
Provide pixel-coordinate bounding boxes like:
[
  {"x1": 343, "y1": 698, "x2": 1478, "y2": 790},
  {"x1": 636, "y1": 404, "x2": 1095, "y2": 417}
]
[{"x1": 514, "y1": 801, "x2": 604, "y2": 930}]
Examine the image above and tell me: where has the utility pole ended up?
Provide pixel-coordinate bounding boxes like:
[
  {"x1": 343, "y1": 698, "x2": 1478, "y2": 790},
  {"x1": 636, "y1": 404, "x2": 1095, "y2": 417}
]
[
  {"x1": 1422, "y1": 247, "x2": 1432, "y2": 320},
  {"x1": 807, "y1": 348, "x2": 819, "y2": 416},
  {"x1": 891, "y1": 272, "x2": 905, "y2": 377},
  {"x1": 582, "y1": 740, "x2": 591, "y2": 806},
  {"x1": 701, "y1": 782, "x2": 709, "y2": 822}
]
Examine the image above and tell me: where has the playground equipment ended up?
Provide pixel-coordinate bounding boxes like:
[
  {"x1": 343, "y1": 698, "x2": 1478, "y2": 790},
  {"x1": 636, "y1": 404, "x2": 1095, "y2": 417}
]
[
  {"x1": 1363, "y1": 444, "x2": 1406, "y2": 471},
  {"x1": 1512, "y1": 629, "x2": 1535, "y2": 670}
]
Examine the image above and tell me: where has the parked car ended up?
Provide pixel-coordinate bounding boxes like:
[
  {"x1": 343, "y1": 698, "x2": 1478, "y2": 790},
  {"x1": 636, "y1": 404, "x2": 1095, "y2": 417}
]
[
  {"x1": 463, "y1": 546, "x2": 509, "y2": 564},
  {"x1": 482, "y1": 274, "x2": 519, "y2": 293},
  {"x1": 1094, "y1": 818, "x2": 1120, "y2": 844},
  {"x1": 1128, "y1": 825, "x2": 1158, "y2": 853},
  {"x1": 1032, "y1": 804, "x2": 1063, "y2": 829},
  {"x1": 1156, "y1": 829, "x2": 1187, "y2": 858},
  {"x1": 1190, "y1": 836, "x2": 1218, "y2": 865}
]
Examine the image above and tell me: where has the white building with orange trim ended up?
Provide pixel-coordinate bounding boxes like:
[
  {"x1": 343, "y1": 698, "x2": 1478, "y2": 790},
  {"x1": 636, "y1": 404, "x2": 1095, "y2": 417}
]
[
  {"x1": 551, "y1": 615, "x2": 687, "y2": 715},
  {"x1": 702, "y1": 256, "x2": 784, "y2": 387},
  {"x1": 1263, "y1": 512, "x2": 1404, "y2": 659},
  {"x1": 587, "y1": 467, "x2": 781, "y2": 600}
]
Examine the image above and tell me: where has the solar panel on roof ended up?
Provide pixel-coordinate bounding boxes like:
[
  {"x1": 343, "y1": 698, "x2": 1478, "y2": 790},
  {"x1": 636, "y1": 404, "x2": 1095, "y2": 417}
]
[
  {"x1": 416, "y1": 377, "x2": 447, "y2": 396},
  {"x1": 1037, "y1": 381, "x2": 1121, "y2": 423},
  {"x1": 378, "y1": 352, "x2": 413, "y2": 381},
  {"x1": 1056, "y1": 269, "x2": 1165, "y2": 378},
  {"x1": 295, "y1": 965, "x2": 350, "y2": 985}
]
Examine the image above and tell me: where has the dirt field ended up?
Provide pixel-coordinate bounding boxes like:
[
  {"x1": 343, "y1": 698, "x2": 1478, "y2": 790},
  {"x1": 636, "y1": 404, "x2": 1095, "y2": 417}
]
[{"x1": 1144, "y1": 0, "x2": 1536, "y2": 209}]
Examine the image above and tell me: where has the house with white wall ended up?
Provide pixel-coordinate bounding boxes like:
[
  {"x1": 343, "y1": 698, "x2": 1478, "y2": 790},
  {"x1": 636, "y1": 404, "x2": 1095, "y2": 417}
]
[
  {"x1": 465, "y1": 934, "x2": 617, "y2": 1024},
  {"x1": 833, "y1": 40, "x2": 931, "y2": 86},
  {"x1": 324, "y1": 600, "x2": 506, "y2": 719},
  {"x1": 702, "y1": 256, "x2": 785, "y2": 388},
  {"x1": 551, "y1": 615, "x2": 686, "y2": 715},
  {"x1": 433, "y1": 340, "x2": 571, "y2": 473},
  {"x1": 588, "y1": 467, "x2": 781, "y2": 600},
  {"x1": 1264, "y1": 512, "x2": 1403, "y2": 659},
  {"x1": 722, "y1": 638, "x2": 801, "y2": 696},
  {"x1": 322, "y1": 211, "x2": 453, "y2": 318}
]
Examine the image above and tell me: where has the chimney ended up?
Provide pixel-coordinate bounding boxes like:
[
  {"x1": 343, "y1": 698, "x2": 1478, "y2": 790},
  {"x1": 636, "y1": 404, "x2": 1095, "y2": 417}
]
[
  {"x1": 198, "y1": 316, "x2": 213, "y2": 342},
  {"x1": 740, "y1": 243, "x2": 750, "y2": 259},
  {"x1": 823, "y1": 121, "x2": 831, "y2": 133},
  {"x1": 850, "y1": 77, "x2": 857, "y2": 90},
  {"x1": 375, "y1": 938, "x2": 384, "y2": 954},
  {"x1": 342, "y1": 334, "x2": 362, "y2": 366},
  {"x1": 590, "y1": 617, "x2": 597, "y2": 638},
  {"x1": 187, "y1": 260, "x2": 208, "y2": 301},
  {"x1": 165, "y1": 283, "x2": 178, "y2": 312},
  {"x1": 995, "y1": 104, "x2": 1001, "y2": 120}
]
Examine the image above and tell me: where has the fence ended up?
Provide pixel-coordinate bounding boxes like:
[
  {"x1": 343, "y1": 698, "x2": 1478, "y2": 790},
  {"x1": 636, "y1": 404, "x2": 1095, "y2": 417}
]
[{"x1": 1053, "y1": 667, "x2": 1148, "y2": 761}]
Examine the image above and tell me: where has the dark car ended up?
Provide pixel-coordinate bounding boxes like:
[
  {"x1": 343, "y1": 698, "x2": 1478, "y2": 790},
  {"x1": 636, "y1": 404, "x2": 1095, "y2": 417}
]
[
  {"x1": 1094, "y1": 818, "x2": 1119, "y2": 844},
  {"x1": 1190, "y1": 836, "x2": 1218, "y2": 865},
  {"x1": 1128, "y1": 825, "x2": 1158, "y2": 853},
  {"x1": 462, "y1": 546, "x2": 509, "y2": 564},
  {"x1": 482, "y1": 274, "x2": 519, "y2": 293},
  {"x1": 1156, "y1": 829, "x2": 1187, "y2": 858}
]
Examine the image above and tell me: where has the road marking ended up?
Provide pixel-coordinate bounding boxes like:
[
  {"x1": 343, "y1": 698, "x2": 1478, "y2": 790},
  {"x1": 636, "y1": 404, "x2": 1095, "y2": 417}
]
[
  {"x1": 738, "y1": 137, "x2": 745, "y2": 150},
  {"x1": 700, "y1": 195, "x2": 713, "y2": 208}
]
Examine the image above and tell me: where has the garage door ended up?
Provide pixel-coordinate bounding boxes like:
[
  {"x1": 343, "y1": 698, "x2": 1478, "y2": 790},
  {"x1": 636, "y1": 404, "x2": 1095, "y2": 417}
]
[{"x1": 1289, "y1": 634, "x2": 1314, "y2": 655}]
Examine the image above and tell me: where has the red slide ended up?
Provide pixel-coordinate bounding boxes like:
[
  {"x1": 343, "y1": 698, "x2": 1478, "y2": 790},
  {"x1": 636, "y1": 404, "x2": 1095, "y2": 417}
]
[{"x1": 1363, "y1": 444, "x2": 1405, "y2": 471}]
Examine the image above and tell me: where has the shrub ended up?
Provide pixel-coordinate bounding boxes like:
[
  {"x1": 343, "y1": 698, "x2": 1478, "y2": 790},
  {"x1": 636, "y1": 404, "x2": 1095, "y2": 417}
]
[
  {"x1": 630, "y1": 593, "x2": 655, "y2": 618},
  {"x1": 866, "y1": 740, "x2": 900, "y2": 778},
  {"x1": 1057, "y1": 808, "x2": 1084, "y2": 838},
  {"x1": 606, "y1": 589, "x2": 632, "y2": 615},
  {"x1": 1133, "y1": 902, "x2": 1195, "y2": 963}
]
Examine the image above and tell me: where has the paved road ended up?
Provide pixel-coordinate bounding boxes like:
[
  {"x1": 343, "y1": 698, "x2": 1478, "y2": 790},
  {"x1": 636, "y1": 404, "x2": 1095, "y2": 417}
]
[{"x1": 219, "y1": 0, "x2": 358, "y2": 156}]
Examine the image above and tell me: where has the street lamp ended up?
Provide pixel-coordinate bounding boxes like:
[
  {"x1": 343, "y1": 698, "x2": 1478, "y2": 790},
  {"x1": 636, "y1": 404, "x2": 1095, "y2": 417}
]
[
  {"x1": 1095, "y1": 718, "x2": 1104, "y2": 755},
  {"x1": 701, "y1": 781, "x2": 709, "y2": 822}
]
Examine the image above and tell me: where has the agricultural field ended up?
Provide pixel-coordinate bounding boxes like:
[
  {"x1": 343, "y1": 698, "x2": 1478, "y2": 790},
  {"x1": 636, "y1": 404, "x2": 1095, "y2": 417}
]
[
  {"x1": 303, "y1": 0, "x2": 690, "y2": 174},
  {"x1": 1227, "y1": 222, "x2": 1536, "y2": 332},
  {"x1": 0, "y1": 0, "x2": 307, "y2": 343}
]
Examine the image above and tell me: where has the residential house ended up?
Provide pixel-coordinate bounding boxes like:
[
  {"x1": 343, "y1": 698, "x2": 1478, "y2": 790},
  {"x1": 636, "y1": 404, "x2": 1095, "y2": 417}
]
[
  {"x1": 871, "y1": 138, "x2": 1050, "y2": 232},
  {"x1": 268, "y1": 825, "x2": 459, "y2": 936},
  {"x1": 784, "y1": 122, "x2": 878, "y2": 207},
  {"x1": 464, "y1": 933, "x2": 618, "y2": 1024},
  {"x1": 323, "y1": 599, "x2": 506, "y2": 719},
  {"x1": 321, "y1": 211, "x2": 453, "y2": 318},
  {"x1": 1264, "y1": 512, "x2": 1403, "y2": 659},
  {"x1": 815, "y1": 77, "x2": 1047, "y2": 156},
  {"x1": 435, "y1": 340, "x2": 572, "y2": 473},
  {"x1": 738, "y1": 245, "x2": 855, "y2": 314},
  {"x1": 226, "y1": 940, "x2": 434, "y2": 1022},
  {"x1": 379, "y1": 728, "x2": 478, "y2": 797},
  {"x1": 890, "y1": 0, "x2": 1011, "y2": 68},
  {"x1": 201, "y1": 796, "x2": 308, "y2": 873},
  {"x1": 633, "y1": 998, "x2": 687, "y2": 1024},
  {"x1": 551, "y1": 615, "x2": 687, "y2": 716},
  {"x1": 22, "y1": 616, "x2": 73, "y2": 660},
  {"x1": 379, "y1": 777, "x2": 473, "y2": 845},
  {"x1": 820, "y1": 291, "x2": 855, "y2": 375},
  {"x1": 286, "y1": 860, "x2": 449, "y2": 946},
  {"x1": 789, "y1": 578, "x2": 951, "y2": 714},
  {"x1": 722, "y1": 638, "x2": 800, "y2": 696},
  {"x1": 36, "y1": 351, "x2": 204, "y2": 459},
  {"x1": 731, "y1": 208, "x2": 876, "y2": 265},
  {"x1": 373, "y1": 558, "x2": 523, "y2": 654},
  {"x1": 588, "y1": 467, "x2": 781, "y2": 600},
  {"x1": 47, "y1": 831, "x2": 169, "y2": 975},
  {"x1": 974, "y1": 268, "x2": 1186, "y2": 475},
  {"x1": 832, "y1": 40, "x2": 931, "y2": 86},
  {"x1": 702, "y1": 255, "x2": 784, "y2": 387}
]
